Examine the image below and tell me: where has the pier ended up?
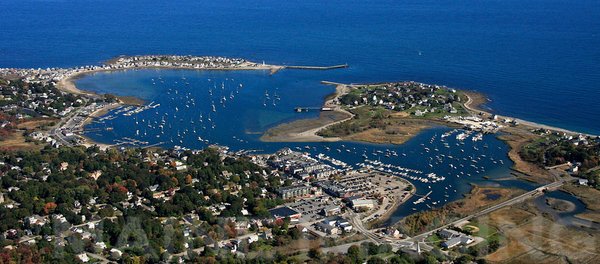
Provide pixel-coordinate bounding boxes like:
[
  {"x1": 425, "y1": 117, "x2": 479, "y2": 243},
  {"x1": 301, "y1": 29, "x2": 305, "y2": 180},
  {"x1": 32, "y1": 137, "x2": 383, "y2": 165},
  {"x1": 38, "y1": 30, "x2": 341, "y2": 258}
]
[
  {"x1": 294, "y1": 106, "x2": 333, "y2": 112},
  {"x1": 270, "y1": 64, "x2": 348, "y2": 75},
  {"x1": 284, "y1": 64, "x2": 348, "y2": 70}
]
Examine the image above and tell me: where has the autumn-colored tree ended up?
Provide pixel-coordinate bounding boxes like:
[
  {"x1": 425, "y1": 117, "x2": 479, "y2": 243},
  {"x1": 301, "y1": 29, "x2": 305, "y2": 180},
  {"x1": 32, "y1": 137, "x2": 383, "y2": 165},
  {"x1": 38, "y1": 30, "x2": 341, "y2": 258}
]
[
  {"x1": 224, "y1": 221, "x2": 237, "y2": 238},
  {"x1": 43, "y1": 202, "x2": 57, "y2": 214}
]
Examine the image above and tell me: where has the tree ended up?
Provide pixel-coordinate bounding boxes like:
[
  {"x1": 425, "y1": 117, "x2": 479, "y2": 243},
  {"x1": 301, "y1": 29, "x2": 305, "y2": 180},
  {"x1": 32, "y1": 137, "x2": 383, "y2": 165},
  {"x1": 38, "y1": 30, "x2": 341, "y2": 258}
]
[
  {"x1": 347, "y1": 245, "x2": 364, "y2": 264},
  {"x1": 423, "y1": 253, "x2": 438, "y2": 264},
  {"x1": 389, "y1": 254, "x2": 414, "y2": 264},
  {"x1": 308, "y1": 247, "x2": 322, "y2": 260},
  {"x1": 367, "y1": 256, "x2": 386, "y2": 264}
]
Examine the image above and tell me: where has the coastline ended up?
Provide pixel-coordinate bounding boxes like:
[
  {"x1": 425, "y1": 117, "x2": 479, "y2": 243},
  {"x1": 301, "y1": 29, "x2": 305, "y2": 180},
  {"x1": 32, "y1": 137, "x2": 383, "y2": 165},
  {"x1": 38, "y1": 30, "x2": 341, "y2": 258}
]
[
  {"x1": 462, "y1": 90, "x2": 597, "y2": 138},
  {"x1": 50, "y1": 57, "x2": 288, "y2": 148},
  {"x1": 47, "y1": 59, "x2": 597, "y2": 155},
  {"x1": 261, "y1": 81, "x2": 589, "y2": 188},
  {"x1": 79, "y1": 103, "x2": 121, "y2": 150},
  {"x1": 461, "y1": 91, "x2": 582, "y2": 183},
  {"x1": 368, "y1": 177, "x2": 416, "y2": 228},
  {"x1": 264, "y1": 83, "x2": 465, "y2": 145},
  {"x1": 260, "y1": 82, "x2": 354, "y2": 142},
  {"x1": 55, "y1": 63, "x2": 283, "y2": 96}
]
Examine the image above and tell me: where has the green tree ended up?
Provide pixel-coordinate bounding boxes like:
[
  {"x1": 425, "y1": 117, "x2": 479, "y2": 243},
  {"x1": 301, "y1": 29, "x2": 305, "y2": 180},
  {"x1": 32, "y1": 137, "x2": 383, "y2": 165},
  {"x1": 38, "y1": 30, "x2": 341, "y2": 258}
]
[{"x1": 347, "y1": 245, "x2": 365, "y2": 264}]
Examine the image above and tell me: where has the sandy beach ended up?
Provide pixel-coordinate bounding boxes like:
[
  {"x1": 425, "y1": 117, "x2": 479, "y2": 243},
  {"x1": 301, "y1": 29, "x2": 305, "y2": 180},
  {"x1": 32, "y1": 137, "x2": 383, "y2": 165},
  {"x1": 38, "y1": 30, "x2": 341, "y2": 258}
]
[{"x1": 55, "y1": 62, "x2": 283, "y2": 95}]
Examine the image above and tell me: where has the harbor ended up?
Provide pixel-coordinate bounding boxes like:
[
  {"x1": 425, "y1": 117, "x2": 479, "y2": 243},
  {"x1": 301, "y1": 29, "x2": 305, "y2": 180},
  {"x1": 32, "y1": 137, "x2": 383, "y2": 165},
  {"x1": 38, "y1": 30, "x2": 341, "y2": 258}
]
[{"x1": 74, "y1": 67, "x2": 518, "y2": 222}]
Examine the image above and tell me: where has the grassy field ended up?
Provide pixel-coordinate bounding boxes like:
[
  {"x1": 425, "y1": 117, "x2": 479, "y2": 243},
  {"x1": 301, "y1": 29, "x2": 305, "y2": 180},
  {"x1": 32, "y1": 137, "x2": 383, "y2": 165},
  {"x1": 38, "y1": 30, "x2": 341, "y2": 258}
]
[
  {"x1": 0, "y1": 130, "x2": 41, "y2": 151},
  {"x1": 483, "y1": 202, "x2": 600, "y2": 263},
  {"x1": 497, "y1": 127, "x2": 554, "y2": 183},
  {"x1": 317, "y1": 106, "x2": 438, "y2": 145},
  {"x1": 0, "y1": 118, "x2": 56, "y2": 151}
]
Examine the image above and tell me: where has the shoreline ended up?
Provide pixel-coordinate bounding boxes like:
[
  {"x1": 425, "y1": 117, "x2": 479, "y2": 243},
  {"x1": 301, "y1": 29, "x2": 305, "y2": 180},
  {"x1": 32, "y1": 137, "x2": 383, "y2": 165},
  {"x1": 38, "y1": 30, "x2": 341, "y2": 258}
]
[
  {"x1": 368, "y1": 177, "x2": 416, "y2": 228},
  {"x1": 49, "y1": 57, "x2": 288, "y2": 148},
  {"x1": 260, "y1": 82, "x2": 354, "y2": 142},
  {"x1": 462, "y1": 90, "x2": 597, "y2": 138},
  {"x1": 55, "y1": 63, "x2": 283, "y2": 96},
  {"x1": 260, "y1": 81, "x2": 589, "y2": 188},
  {"x1": 462, "y1": 91, "x2": 588, "y2": 183},
  {"x1": 38, "y1": 58, "x2": 599, "y2": 151}
]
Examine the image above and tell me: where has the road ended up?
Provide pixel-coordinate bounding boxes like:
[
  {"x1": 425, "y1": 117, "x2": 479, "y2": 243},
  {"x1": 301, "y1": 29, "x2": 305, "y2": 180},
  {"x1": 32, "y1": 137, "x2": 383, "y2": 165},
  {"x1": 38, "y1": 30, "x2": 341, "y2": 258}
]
[
  {"x1": 340, "y1": 178, "x2": 569, "y2": 252},
  {"x1": 391, "y1": 179, "x2": 568, "y2": 251},
  {"x1": 348, "y1": 212, "x2": 385, "y2": 244},
  {"x1": 48, "y1": 106, "x2": 90, "y2": 147}
]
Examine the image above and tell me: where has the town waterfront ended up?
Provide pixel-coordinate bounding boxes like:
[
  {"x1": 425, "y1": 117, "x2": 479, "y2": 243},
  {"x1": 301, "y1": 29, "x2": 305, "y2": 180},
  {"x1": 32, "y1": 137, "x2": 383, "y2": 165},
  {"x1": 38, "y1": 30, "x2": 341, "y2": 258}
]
[{"x1": 77, "y1": 68, "x2": 530, "y2": 223}]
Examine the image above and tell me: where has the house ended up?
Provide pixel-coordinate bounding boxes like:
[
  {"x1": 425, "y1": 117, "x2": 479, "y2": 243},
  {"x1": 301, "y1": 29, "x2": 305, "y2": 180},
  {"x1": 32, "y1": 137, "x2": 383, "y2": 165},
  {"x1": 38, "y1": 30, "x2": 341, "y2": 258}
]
[
  {"x1": 318, "y1": 216, "x2": 352, "y2": 234},
  {"x1": 235, "y1": 221, "x2": 251, "y2": 232},
  {"x1": 59, "y1": 162, "x2": 69, "y2": 171},
  {"x1": 322, "y1": 218, "x2": 338, "y2": 226},
  {"x1": 438, "y1": 229, "x2": 461, "y2": 239},
  {"x1": 385, "y1": 228, "x2": 402, "y2": 238},
  {"x1": 442, "y1": 235, "x2": 474, "y2": 249},
  {"x1": 351, "y1": 199, "x2": 376, "y2": 210},
  {"x1": 321, "y1": 205, "x2": 341, "y2": 216},
  {"x1": 315, "y1": 221, "x2": 339, "y2": 235},
  {"x1": 26, "y1": 215, "x2": 47, "y2": 227},
  {"x1": 89, "y1": 170, "x2": 102, "y2": 180},
  {"x1": 261, "y1": 230, "x2": 273, "y2": 240},
  {"x1": 94, "y1": 241, "x2": 107, "y2": 253},
  {"x1": 578, "y1": 178, "x2": 589, "y2": 186},
  {"x1": 569, "y1": 166, "x2": 579, "y2": 175},
  {"x1": 76, "y1": 253, "x2": 90, "y2": 263},
  {"x1": 269, "y1": 206, "x2": 301, "y2": 220},
  {"x1": 246, "y1": 234, "x2": 259, "y2": 244},
  {"x1": 338, "y1": 222, "x2": 353, "y2": 232}
]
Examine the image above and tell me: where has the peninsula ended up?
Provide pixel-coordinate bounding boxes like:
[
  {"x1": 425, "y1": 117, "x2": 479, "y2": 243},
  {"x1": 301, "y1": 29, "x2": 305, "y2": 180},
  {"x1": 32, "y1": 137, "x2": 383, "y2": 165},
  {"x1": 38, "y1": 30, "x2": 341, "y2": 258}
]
[{"x1": 263, "y1": 80, "x2": 599, "y2": 182}]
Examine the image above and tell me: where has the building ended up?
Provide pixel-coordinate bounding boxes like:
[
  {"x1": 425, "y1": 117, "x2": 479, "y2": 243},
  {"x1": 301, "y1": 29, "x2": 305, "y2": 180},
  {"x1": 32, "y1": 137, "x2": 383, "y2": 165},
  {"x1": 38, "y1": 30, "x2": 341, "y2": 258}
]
[
  {"x1": 321, "y1": 205, "x2": 342, "y2": 216},
  {"x1": 438, "y1": 229, "x2": 461, "y2": 239},
  {"x1": 315, "y1": 221, "x2": 339, "y2": 235},
  {"x1": 315, "y1": 216, "x2": 352, "y2": 235},
  {"x1": 76, "y1": 253, "x2": 90, "y2": 263},
  {"x1": 269, "y1": 206, "x2": 301, "y2": 220},
  {"x1": 442, "y1": 236, "x2": 474, "y2": 249},
  {"x1": 277, "y1": 185, "x2": 311, "y2": 199},
  {"x1": 351, "y1": 199, "x2": 376, "y2": 210},
  {"x1": 109, "y1": 248, "x2": 123, "y2": 260}
]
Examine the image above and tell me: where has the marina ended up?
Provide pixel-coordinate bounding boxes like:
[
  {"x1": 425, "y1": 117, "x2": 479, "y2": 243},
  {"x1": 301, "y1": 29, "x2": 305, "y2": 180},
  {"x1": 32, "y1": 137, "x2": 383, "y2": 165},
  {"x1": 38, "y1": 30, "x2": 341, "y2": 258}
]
[{"x1": 78, "y1": 68, "x2": 524, "y2": 222}]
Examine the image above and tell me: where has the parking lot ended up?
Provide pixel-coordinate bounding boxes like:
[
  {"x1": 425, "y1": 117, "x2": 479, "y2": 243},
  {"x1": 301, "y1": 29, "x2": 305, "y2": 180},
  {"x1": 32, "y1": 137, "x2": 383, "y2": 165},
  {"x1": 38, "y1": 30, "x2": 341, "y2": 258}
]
[{"x1": 286, "y1": 196, "x2": 341, "y2": 223}]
